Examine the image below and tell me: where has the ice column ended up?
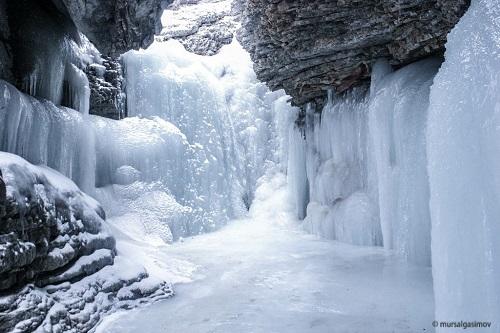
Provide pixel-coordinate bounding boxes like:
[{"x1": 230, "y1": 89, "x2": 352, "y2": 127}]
[
  {"x1": 369, "y1": 58, "x2": 440, "y2": 265},
  {"x1": 427, "y1": 0, "x2": 500, "y2": 327}
]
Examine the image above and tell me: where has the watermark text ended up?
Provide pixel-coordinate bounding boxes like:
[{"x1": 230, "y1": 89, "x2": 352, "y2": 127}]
[{"x1": 432, "y1": 321, "x2": 492, "y2": 329}]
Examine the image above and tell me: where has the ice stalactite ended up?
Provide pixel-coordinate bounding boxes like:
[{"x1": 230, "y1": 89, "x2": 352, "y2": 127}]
[
  {"x1": 287, "y1": 122, "x2": 308, "y2": 220},
  {"x1": 0, "y1": 81, "x2": 96, "y2": 193},
  {"x1": 369, "y1": 57, "x2": 440, "y2": 265},
  {"x1": 427, "y1": 0, "x2": 500, "y2": 328},
  {"x1": 64, "y1": 64, "x2": 91, "y2": 115},
  {"x1": 18, "y1": 35, "x2": 98, "y2": 115},
  {"x1": 293, "y1": 58, "x2": 440, "y2": 264}
]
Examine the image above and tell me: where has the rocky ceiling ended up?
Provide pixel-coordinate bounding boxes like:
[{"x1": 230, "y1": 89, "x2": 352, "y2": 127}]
[{"x1": 237, "y1": 0, "x2": 470, "y2": 107}]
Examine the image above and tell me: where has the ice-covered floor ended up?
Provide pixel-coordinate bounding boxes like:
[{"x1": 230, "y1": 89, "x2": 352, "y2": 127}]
[{"x1": 96, "y1": 173, "x2": 434, "y2": 333}]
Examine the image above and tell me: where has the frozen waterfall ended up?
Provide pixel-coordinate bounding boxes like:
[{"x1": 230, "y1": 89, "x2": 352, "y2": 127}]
[
  {"x1": 291, "y1": 58, "x2": 440, "y2": 265},
  {"x1": 283, "y1": 0, "x2": 500, "y2": 328},
  {"x1": 0, "y1": 39, "x2": 295, "y2": 242}
]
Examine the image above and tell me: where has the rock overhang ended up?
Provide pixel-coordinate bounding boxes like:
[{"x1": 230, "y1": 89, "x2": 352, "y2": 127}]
[{"x1": 236, "y1": 0, "x2": 470, "y2": 107}]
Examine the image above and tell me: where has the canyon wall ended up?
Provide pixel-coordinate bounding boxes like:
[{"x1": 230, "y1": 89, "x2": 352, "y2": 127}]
[{"x1": 237, "y1": 0, "x2": 469, "y2": 106}]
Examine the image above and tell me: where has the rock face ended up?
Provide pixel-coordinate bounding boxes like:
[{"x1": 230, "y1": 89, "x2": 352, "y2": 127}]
[
  {"x1": 158, "y1": 0, "x2": 241, "y2": 55},
  {"x1": 238, "y1": 0, "x2": 470, "y2": 106},
  {"x1": 0, "y1": 1, "x2": 13, "y2": 84},
  {"x1": 59, "y1": 0, "x2": 171, "y2": 56},
  {"x1": 86, "y1": 57, "x2": 127, "y2": 119}
]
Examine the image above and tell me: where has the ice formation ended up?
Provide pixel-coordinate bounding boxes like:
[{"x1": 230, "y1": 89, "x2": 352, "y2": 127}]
[
  {"x1": 0, "y1": 37, "x2": 295, "y2": 331},
  {"x1": 284, "y1": 0, "x2": 500, "y2": 326},
  {"x1": 291, "y1": 58, "x2": 439, "y2": 265},
  {"x1": 2, "y1": 1, "x2": 500, "y2": 329},
  {"x1": 21, "y1": 34, "x2": 96, "y2": 115},
  {"x1": 0, "y1": 80, "x2": 96, "y2": 193},
  {"x1": 117, "y1": 39, "x2": 294, "y2": 233},
  {"x1": 0, "y1": 38, "x2": 294, "y2": 243},
  {"x1": 427, "y1": 0, "x2": 500, "y2": 328}
]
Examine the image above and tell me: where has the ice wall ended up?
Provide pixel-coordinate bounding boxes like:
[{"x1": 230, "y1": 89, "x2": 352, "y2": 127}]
[
  {"x1": 0, "y1": 39, "x2": 295, "y2": 242},
  {"x1": 291, "y1": 58, "x2": 440, "y2": 264},
  {"x1": 370, "y1": 58, "x2": 440, "y2": 265},
  {"x1": 427, "y1": 0, "x2": 500, "y2": 328},
  {"x1": 122, "y1": 40, "x2": 295, "y2": 210},
  {"x1": 286, "y1": 0, "x2": 499, "y2": 321},
  {"x1": 296, "y1": 88, "x2": 383, "y2": 247}
]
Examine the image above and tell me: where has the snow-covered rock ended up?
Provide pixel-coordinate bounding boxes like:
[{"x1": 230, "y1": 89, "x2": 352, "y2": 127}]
[
  {"x1": 0, "y1": 152, "x2": 114, "y2": 290},
  {"x1": 0, "y1": 153, "x2": 173, "y2": 332},
  {"x1": 158, "y1": 0, "x2": 240, "y2": 55}
]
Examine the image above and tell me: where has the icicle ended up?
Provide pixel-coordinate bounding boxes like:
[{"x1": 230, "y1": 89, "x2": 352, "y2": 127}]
[
  {"x1": 287, "y1": 123, "x2": 309, "y2": 219},
  {"x1": 65, "y1": 64, "x2": 90, "y2": 115}
]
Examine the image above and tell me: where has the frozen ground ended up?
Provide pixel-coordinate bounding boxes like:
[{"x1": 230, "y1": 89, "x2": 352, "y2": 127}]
[{"x1": 97, "y1": 173, "x2": 434, "y2": 333}]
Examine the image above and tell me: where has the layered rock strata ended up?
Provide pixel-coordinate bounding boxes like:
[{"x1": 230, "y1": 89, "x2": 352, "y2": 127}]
[{"x1": 238, "y1": 0, "x2": 470, "y2": 106}]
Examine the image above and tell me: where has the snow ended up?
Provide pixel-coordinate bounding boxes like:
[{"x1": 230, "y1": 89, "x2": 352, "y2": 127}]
[
  {"x1": 0, "y1": 151, "x2": 100, "y2": 213},
  {"x1": 97, "y1": 172, "x2": 434, "y2": 333},
  {"x1": 160, "y1": 0, "x2": 234, "y2": 41},
  {"x1": 45, "y1": 249, "x2": 113, "y2": 285}
]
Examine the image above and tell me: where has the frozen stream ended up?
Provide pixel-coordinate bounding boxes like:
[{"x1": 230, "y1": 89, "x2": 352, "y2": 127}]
[{"x1": 97, "y1": 173, "x2": 434, "y2": 333}]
